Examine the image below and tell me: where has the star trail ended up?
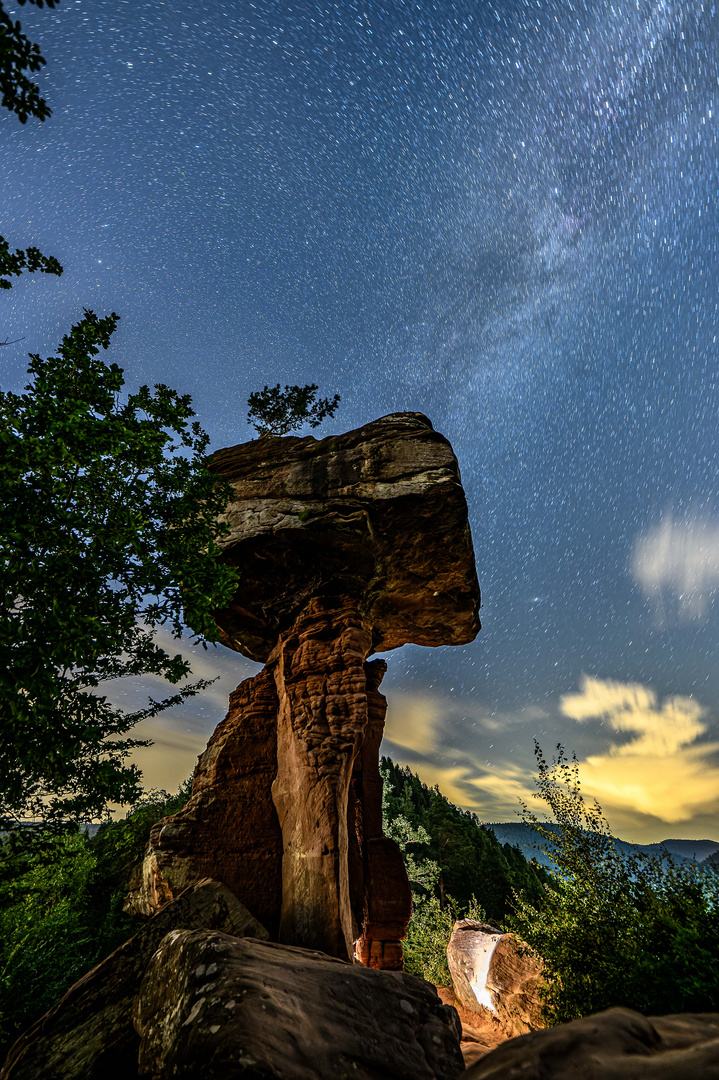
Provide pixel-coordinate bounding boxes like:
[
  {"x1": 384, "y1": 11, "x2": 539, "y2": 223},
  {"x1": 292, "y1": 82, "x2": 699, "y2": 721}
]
[{"x1": 3, "y1": 0, "x2": 719, "y2": 840}]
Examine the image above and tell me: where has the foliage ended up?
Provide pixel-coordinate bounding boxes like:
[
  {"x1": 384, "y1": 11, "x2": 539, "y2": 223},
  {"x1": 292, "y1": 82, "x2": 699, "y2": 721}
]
[
  {"x1": 403, "y1": 894, "x2": 487, "y2": 986},
  {"x1": 0, "y1": 784, "x2": 192, "y2": 1057},
  {"x1": 0, "y1": 232, "x2": 62, "y2": 290},
  {"x1": 507, "y1": 743, "x2": 719, "y2": 1023},
  {"x1": 247, "y1": 382, "x2": 340, "y2": 438},
  {"x1": 383, "y1": 811, "x2": 441, "y2": 902},
  {"x1": 381, "y1": 758, "x2": 548, "y2": 984},
  {"x1": 0, "y1": 2, "x2": 64, "y2": 290},
  {"x1": 0, "y1": 310, "x2": 238, "y2": 827},
  {"x1": 381, "y1": 757, "x2": 551, "y2": 923},
  {"x1": 0, "y1": 0, "x2": 58, "y2": 124}
]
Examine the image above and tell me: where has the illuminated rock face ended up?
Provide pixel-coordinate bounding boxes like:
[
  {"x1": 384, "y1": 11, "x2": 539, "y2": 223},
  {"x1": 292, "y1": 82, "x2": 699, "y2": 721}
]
[
  {"x1": 134, "y1": 930, "x2": 466, "y2": 1080},
  {"x1": 447, "y1": 921, "x2": 543, "y2": 1037},
  {"x1": 126, "y1": 414, "x2": 480, "y2": 968},
  {"x1": 208, "y1": 411, "x2": 480, "y2": 662}
]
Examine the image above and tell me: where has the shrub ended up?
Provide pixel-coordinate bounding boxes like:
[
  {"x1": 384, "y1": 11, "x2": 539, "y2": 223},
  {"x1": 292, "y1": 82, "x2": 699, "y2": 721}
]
[{"x1": 507, "y1": 743, "x2": 719, "y2": 1023}]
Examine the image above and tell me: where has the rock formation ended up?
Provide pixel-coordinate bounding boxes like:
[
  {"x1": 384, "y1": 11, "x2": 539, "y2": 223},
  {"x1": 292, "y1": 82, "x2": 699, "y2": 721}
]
[
  {"x1": 125, "y1": 413, "x2": 481, "y2": 968},
  {"x1": 0, "y1": 880, "x2": 267, "y2": 1080},
  {"x1": 134, "y1": 929, "x2": 465, "y2": 1080},
  {"x1": 446, "y1": 920, "x2": 543, "y2": 1038},
  {"x1": 462, "y1": 1006, "x2": 719, "y2": 1080}
]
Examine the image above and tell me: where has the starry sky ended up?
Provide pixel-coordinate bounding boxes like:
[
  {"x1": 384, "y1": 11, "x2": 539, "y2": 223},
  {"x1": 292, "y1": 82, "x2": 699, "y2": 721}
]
[{"x1": 4, "y1": 0, "x2": 719, "y2": 842}]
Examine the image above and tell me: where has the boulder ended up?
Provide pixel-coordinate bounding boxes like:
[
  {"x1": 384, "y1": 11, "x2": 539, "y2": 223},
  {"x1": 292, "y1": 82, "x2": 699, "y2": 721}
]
[
  {"x1": 134, "y1": 928, "x2": 466, "y2": 1080},
  {"x1": 208, "y1": 412, "x2": 480, "y2": 662},
  {"x1": 1, "y1": 880, "x2": 266, "y2": 1080},
  {"x1": 436, "y1": 987, "x2": 508, "y2": 1068},
  {"x1": 447, "y1": 920, "x2": 543, "y2": 1039},
  {"x1": 127, "y1": 413, "x2": 479, "y2": 969},
  {"x1": 463, "y1": 1006, "x2": 719, "y2": 1079}
]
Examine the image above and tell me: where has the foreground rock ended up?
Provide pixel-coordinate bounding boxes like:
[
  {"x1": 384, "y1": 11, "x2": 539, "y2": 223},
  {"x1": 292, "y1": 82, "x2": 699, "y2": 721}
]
[
  {"x1": 447, "y1": 919, "x2": 543, "y2": 1042},
  {"x1": 126, "y1": 666, "x2": 284, "y2": 935},
  {"x1": 134, "y1": 929, "x2": 465, "y2": 1080},
  {"x1": 127, "y1": 413, "x2": 480, "y2": 968},
  {"x1": 464, "y1": 1007, "x2": 719, "y2": 1079},
  {"x1": 0, "y1": 880, "x2": 266, "y2": 1080},
  {"x1": 436, "y1": 988, "x2": 509, "y2": 1068}
]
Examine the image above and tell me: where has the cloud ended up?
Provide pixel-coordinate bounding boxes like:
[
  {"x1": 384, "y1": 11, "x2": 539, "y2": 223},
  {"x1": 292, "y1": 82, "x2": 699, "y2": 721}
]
[
  {"x1": 383, "y1": 691, "x2": 542, "y2": 820},
  {"x1": 102, "y1": 626, "x2": 260, "y2": 804},
  {"x1": 631, "y1": 511, "x2": 719, "y2": 621},
  {"x1": 560, "y1": 675, "x2": 719, "y2": 823},
  {"x1": 561, "y1": 676, "x2": 706, "y2": 757},
  {"x1": 383, "y1": 677, "x2": 719, "y2": 836}
]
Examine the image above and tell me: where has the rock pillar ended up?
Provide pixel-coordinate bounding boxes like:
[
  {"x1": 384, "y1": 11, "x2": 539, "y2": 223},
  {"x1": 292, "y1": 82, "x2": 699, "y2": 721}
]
[
  {"x1": 270, "y1": 597, "x2": 398, "y2": 960},
  {"x1": 126, "y1": 598, "x2": 412, "y2": 967},
  {"x1": 125, "y1": 413, "x2": 481, "y2": 970}
]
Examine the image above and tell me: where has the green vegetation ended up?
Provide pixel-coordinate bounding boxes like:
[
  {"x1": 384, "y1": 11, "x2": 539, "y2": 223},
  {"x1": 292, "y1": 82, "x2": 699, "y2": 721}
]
[
  {"x1": 0, "y1": 311, "x2": 238, "y2": 829},
  {"x1": 247, "y1": 382, "x2": 340, "y2": 438},
  {"x1": 1, "y1": 0, "x2": 64, "y2": 289},
  {"x1": 0, "y1": 0, "x2": 58, "y2": 124},
  {"x1": 507, "y1": 743, "x2": 719, "y2": 1023},
  {"x1": 0, "y1": 785, "x2": 191, "y2": 1056},
  {"x1": 381, "y1": 757, "x2": 551, "y2": 984}
]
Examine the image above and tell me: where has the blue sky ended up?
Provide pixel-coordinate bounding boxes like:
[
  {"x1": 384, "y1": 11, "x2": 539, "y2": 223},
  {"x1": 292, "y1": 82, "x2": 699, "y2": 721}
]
[{"x1": 3, "y1": 0, "x2": 719, "y2": 841}]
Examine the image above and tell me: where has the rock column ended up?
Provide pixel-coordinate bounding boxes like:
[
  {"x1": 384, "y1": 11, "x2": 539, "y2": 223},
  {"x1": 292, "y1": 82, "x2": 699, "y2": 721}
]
[
  {"x1": 270, "y1": 596, "x2": 410, "y2": 964},
  {"x1": 126, "y1": 598, "x2": 412, "y2": 967}
]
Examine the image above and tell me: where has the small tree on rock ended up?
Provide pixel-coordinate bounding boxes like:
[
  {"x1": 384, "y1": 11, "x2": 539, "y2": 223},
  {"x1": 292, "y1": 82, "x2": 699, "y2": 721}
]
[{"x1": 247, "y1": 382, "x2": 340, "y2": 438}]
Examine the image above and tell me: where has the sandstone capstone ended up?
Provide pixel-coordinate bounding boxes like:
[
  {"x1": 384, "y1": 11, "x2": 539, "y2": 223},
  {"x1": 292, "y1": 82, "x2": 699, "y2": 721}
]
[{"x1": 209, "y1": 411, "x2": 480, "y2": 662}]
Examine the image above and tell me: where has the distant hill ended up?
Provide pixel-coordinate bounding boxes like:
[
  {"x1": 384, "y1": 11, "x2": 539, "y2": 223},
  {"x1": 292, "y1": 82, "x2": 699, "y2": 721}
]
[{"x1": 486, "y1": 822, "x2": 719, "y2": 869}]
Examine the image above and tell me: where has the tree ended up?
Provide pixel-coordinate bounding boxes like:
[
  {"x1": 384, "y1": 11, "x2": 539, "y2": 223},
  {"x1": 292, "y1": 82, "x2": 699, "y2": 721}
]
[
  {"x1": 1, "y1": 0, "x2": 64, "y2": 290},
  {"x1": 380, "y1": 757, "x2": 551, "y2": 921},
  {"x1": 0, "y1": 310, "x2": 238, "y2": 828},
  {"x1": 247, "y1": 382, "x2": 340, "y2": 438},
  {"x1": 0, "y1": 0, "x2": 57, "y2": 124},
  {"x1": 507, "y1": 743, "x2": 719, "y2": 1023},
  {"x1": 0, "y1": 782, "x2": 193, "y2": 1054},
  {"x1": 0, "y1": 232, "x2": 62, "y2": 290}
]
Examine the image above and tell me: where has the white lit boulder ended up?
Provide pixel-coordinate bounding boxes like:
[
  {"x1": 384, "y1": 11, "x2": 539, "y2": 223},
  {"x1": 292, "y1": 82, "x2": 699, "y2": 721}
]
[{"x1": 446, "y1": 919, "x2": 543, "y2": 1038}]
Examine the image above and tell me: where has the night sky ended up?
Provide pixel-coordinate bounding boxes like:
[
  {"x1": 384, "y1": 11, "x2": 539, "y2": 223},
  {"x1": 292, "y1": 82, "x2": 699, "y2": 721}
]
[{"x1": 4, "y1": 0, "x2": 719, "y2": 841}]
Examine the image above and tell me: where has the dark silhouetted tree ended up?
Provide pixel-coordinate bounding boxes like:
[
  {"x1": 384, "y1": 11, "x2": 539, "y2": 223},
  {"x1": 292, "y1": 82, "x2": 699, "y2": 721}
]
[
  {"x1": 0, "y1": 310, "x2": 238, "y2": 828},
  {"x1": 247, "y1": 382, "x2": 340, "y2": 438},
  {"x1": 1, "y1": 0, "x2": 63, "y2": 290}
]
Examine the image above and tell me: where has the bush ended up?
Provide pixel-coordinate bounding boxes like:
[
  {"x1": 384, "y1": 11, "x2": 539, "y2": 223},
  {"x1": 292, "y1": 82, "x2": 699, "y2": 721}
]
[
  {"x1": 507, "y1": 744, "x2": 719, "y2": 1023},
  {"x1": 0, "y1": 783, "x2": 191, "y2": 1056},
  {"x1": 404, "y1": 895, "x2": 486, "y2": 986}
]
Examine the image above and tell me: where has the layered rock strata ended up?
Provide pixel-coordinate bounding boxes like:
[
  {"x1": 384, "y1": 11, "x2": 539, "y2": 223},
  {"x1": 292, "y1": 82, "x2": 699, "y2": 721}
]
[{"x1": 126, "y1": 413, "x2": 480, "y2": 968}]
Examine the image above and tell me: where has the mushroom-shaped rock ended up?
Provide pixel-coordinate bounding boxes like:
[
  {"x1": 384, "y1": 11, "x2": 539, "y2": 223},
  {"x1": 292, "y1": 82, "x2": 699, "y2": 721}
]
[
  {"x1": 125, "y1": 413, "x2": 480, "y2": 969},
  {"x1": 209, "y1": 412, "x2": 480, "y2": 662}
]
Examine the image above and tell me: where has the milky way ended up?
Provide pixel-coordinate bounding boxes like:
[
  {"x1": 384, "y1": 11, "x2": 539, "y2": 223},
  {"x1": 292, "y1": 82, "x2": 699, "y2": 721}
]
[{"x1": 3, "y1": 0, "x2": 719, "y2": 838}]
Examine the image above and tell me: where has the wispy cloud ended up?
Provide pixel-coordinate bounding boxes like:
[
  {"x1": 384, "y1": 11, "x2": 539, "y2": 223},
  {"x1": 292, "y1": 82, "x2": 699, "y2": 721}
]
[
  {"x1": 631, "y1": 511, "x2": 719, "y2": 621},
  {"x1": 383, "y1": 676, "x2": 719, "y2": 837},
  {"x1": 560, "y1": 675, "x2": 719, "y2": 824},
  {"x1": 103, "y1": 625, "x2": 719, "y2": 838},
  {"x1": 102, "y1": 626, "x2": 260, "y2": 802}
]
